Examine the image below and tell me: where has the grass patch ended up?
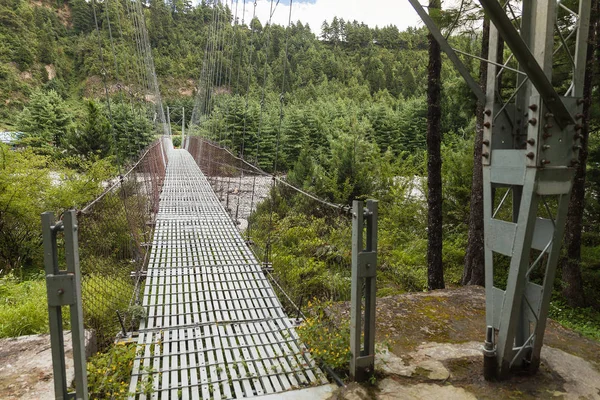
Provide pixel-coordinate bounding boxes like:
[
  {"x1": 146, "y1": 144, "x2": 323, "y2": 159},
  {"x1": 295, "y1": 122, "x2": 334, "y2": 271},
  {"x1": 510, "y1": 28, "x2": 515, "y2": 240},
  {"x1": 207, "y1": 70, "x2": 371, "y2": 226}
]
[
  {"x1": 0, "y1": 274, "x2": 70, "y2": 338},
  {"x1": 549, "y1": 299, "x2": 600, "y2": 341}
]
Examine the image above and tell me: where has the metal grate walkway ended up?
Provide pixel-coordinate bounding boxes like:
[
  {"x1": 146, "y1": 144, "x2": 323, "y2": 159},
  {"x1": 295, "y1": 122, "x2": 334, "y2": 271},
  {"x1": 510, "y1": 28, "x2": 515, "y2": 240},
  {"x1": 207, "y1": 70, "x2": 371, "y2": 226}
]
[{"x1": 128, "y1": 149, "x2": 327, "y2": 399}]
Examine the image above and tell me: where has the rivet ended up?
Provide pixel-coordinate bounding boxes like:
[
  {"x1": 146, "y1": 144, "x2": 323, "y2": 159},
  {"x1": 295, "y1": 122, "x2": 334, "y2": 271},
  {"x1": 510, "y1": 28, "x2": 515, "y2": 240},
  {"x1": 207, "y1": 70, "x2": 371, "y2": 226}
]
[
  {"x1": 528, "y1": 118, "x2": 537, "y2": 126},
  {"x1": 545, "y1": 113, "x2": 554, "y2": 119},
  {"x1": 577, "y1": 98, "x2": 585, "y2": 105},
  {"x1": 575, "y1": 124, "x2": 583, "y2": 131},
  {"x1": 484, "y1": 122, "x2": 491, "y2": 129},
  {"x1": 484, "y1": 109, "x2": 492, "y2": 116},
  {"x1": 541, "y1": 159, "x2": 551, "y2": 165},
  {"x1": 573, "y1": 145, "x2": 582, "y2": 151},
  {"x1": 575, "y1": 113, "x2": 584, "y2": 120},
  {"x1": 542, "y1": 145, "x2": 550, "y2": 150},
  {"x1": 527, "y1": 152, "x2": 535, "y2": 159},
  {"x1": 57, "y1": 289, "x2": 64, "y2": 295},
  {"x1": 544, "y1": 124, "x2": 553, "y2": 129},
  {"x1": 527, "y1": 138, "x2": 535, "y2": 145},
  {"x1": 482, "y1": 152, "x2": 489, "y2": 159},
  {"x1": 482, "y1": 140, "x2": 490, "y2": 146},
  {"x1": 529, "y1": 104, "x2": 538, "y2": 111}
]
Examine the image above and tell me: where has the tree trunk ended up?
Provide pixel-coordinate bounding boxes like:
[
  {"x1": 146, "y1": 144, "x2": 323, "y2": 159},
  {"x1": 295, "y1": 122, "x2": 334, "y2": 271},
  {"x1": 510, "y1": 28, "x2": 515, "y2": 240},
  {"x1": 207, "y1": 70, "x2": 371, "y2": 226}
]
[
  {"x1": 462, "y1": 17, "x2": 490, "y2": 286},
  {"x1": 560, "y1": 0, "x2": 598, "y2": 308},
  {"x1": 427, "y1": 0, "x2": 445, "y2": 290}
]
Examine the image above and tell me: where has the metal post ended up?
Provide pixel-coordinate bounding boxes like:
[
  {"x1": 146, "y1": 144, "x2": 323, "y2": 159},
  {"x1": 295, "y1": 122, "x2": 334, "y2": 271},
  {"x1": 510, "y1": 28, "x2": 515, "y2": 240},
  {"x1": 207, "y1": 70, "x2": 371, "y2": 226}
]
[
  {"x1": 166, "y1": 106, "x2": 172, "y2": 137},
  {"x1": 182, "y1": 107, "x2": 185, "y2": 148},
  {"x1": 412, "y1": 0, "x2": 591, "y2": 381},
  {"x1": 42, "y1": 211, "x2": 88, "y2": 400},
  {"x1": 350, "y1": 199, "x2": 378, "y2": 382},
  {"x1": 477, "y1": 0, "x2": 591, "y2": 380}
]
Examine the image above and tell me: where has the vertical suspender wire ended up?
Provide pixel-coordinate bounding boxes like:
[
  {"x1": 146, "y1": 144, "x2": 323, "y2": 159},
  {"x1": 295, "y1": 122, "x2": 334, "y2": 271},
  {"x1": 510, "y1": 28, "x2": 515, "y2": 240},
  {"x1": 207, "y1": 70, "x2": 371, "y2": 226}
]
[
  {"x1": 265, "y1": 0, "x2": 292, "y2": 266},
  {"x1": 124, "y1": 0, "x2": 149, "y2": 117},
  {"x1": 196, "y1": 1, "x2": 220, "y2": 130},
  {"x1": 204, "y1": 1, "x2": 222, "y2": 181},
  {"x1": 218, "y1": 0, "x2": 237, "y2": 147},
  {"x1": 242, "y1": 0, "x2": 258, "y2": 242},
  {"x1": 102, "y1": 0, "x2": 151, "y2": 330},
  {"x1": 190, "y1": 24, "x2": 213, "y2": 127},
  {"x1": 248, "y1": 0, "x2": 277, "y2": 248},
  {"x1": 91, "y1": 0, "x2": 122, "y2": 175},
  {"x1": 137, "y1": 0, "x2": 167, "y2": 136},
  {"x1": 114, "y1": 0, "x2": 146, "y2": 126},
  {"x1": 129, "y1": 0, "x2": 151, "y2": 145},
  {"x1": 212, "y1": 1, "x2": 230, "y2": 197},
  {"x1": 254, "y1": 0, "x2": 279, "y2": 167},
  {"x1": 103, "y1": 0, "x2": 134, "y2": 165},
  {"x1": 201, "y1": 1, "x2": 219, "y2": 125},
  {"x1": 130, "y1": 0, "x2": 152, "y2": 113},
  {"x1": 208, "y1": 0, "x2": 225, "y2": 145},
  {"x1": 88, "y1": 0, "x2": 125, "y2": 390},
  {"x1": 134, "y1": 0, "x2": 156, "y2": 136},
  {"x1": 209, "y1": 1, "x2": 232, "y2": 198},
  {"x1": 233, "y1": 0, "x2": 247, "y2": 224},
  {"x1": 217, "y1": 0, "x2": 240, "y2": 209},
  {"x1": 240, "y1": 0, "x2": 256, "y2": 161}
]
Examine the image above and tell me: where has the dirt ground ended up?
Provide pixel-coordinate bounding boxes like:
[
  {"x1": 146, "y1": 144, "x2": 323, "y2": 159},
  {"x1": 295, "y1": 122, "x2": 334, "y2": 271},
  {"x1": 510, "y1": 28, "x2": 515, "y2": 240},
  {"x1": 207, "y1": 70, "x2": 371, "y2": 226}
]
[{"x1": 328, "y1": 286, "x2": 600, "y2": 399}]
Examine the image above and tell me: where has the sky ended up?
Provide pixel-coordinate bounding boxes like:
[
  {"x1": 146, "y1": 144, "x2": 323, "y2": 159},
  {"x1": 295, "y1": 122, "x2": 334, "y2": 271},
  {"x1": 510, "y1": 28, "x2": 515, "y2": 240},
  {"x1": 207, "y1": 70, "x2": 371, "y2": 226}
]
[{"x1": 233, "y1": 0, "x2": 422, "y2": 36}]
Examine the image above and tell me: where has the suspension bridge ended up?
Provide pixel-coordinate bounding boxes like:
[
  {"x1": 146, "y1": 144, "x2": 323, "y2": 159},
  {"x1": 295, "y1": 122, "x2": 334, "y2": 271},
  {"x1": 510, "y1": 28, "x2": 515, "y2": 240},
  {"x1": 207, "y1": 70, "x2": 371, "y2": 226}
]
[
  {"x1": 36, "y1": 0, "x2": 595, "y2": 398},
  {"x1": 127, "y1": 144, "x2": 327, "y2": 398}
]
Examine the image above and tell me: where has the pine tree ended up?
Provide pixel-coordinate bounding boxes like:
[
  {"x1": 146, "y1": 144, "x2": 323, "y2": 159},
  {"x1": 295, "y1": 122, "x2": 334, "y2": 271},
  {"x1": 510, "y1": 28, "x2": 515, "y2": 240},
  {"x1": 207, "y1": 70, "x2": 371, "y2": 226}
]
[
  {"x1": 69, "y1": 100, "x2": 113, "y2": 159},
  {"x1": 17, "y1": 89, "x2": 73, "y2": 149}
]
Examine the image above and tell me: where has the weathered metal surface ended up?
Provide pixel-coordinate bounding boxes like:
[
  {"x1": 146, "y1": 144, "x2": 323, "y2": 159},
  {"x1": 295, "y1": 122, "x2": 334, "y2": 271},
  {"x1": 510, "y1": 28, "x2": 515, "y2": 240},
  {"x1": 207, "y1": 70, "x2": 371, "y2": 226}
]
[
  {"x1": 128, "y1": 150, "x2": 327, "y2": 399},
  {"x1": 479, "y1": 0, "x2": 592, "y2": 379},
  {"x1": 350, "y1": 200, "x2": 378, "y2": 382},
  {"x1": 42, "y1": 211, "x2": 88, "y2": 400}
]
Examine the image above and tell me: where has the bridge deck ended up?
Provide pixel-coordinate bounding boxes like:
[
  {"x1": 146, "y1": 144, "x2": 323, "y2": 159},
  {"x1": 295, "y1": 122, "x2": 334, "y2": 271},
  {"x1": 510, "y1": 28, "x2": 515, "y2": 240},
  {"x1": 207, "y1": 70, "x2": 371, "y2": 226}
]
[{"x1": 129, "y1": 150, "x2": 327, "y2": 399}]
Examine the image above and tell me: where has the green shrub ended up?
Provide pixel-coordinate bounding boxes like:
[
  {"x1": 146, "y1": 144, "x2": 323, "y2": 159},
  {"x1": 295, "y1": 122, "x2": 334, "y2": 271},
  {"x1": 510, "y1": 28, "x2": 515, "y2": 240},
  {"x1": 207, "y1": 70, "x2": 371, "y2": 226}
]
[
  {"x1": 172, "y1": 135, "x2": 182, "y2": 147},
  {"x1": 87, "y1": 342, "x2": 154, "y2": 398},
  {"x1": 297, "y1": 299, "x2": 351, "y2": 374}
]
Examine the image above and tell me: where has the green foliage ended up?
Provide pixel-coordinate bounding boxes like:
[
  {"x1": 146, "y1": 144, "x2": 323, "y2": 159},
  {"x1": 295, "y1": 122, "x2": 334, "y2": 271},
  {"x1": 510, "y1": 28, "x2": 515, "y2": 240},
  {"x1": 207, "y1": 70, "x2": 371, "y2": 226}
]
[
  {"x1": 17, "y1": 88, "x2": 74, "y2": 149},
  {"x1": 87, "y1": 343, "x2": 154, "y2": 398},
  {"x1": 171, "y1": 135, "x2": 182, "y2": 147},
  {"x1": 296, "y1": 299, "x2": 351, "y2": 373},
  {"x1": 0, "y1": 274, "x2": 70, "y2": 338},
  {"x1": 0, "y1": 144, "x2": 111, "y2": 275},
  {"x1": 549, "y1": 299, "x2": 600, "y2": 341},
  {"x1": 68, "y1": 99, "x2": 113, "y2": 159},
  {"x1": 111, "y1": 103, "x2": 154, "y2": 162}
]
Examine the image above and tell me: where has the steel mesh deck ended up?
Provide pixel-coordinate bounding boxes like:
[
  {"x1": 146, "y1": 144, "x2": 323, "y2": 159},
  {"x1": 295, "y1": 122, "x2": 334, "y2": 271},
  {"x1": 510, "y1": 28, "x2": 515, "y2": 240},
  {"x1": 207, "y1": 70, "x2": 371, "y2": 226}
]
[{"x1": 129, "y1": 150, "x2": 327, "y2": 399}]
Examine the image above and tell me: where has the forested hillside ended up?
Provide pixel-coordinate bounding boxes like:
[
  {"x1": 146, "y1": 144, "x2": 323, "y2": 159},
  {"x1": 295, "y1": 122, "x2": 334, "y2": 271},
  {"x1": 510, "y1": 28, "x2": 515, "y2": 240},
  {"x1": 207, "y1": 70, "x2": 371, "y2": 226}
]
[{"x1": 1, "y1": 0, "x2": 600, "y2": 344}]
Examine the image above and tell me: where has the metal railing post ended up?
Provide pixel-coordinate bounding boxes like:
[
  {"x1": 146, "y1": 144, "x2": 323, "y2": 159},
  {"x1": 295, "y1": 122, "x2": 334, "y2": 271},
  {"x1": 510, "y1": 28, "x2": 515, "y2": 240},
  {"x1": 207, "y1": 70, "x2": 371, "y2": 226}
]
[
  {"x1": 42, "y1": 210, "x2": 88, "y2": 400},
  {"x1": 350, "y1": 199, "x2": 378, "y2": 382}
]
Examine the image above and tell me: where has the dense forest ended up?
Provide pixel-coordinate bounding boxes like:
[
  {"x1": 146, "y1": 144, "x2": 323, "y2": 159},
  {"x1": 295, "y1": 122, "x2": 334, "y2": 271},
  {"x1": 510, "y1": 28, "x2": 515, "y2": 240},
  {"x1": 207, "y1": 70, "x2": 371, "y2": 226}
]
[{"x1": 1, "y1": 0, "x2": 600, "y2": 358}]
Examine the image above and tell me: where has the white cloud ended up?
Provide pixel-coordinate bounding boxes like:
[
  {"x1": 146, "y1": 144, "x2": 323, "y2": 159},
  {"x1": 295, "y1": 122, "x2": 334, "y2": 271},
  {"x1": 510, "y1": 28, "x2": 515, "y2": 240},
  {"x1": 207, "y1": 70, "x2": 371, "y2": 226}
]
[{"x1": 234, "y1": 0, "x2": 422, "y2": 35}]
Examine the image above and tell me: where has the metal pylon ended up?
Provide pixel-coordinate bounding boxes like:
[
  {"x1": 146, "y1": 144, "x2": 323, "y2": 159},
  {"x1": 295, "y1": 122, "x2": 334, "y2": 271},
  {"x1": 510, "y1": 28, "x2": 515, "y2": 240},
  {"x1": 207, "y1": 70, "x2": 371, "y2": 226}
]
[
  {"x1": 479, "y1": 0, "x2": 591, "y2": 379},
  {"x1": 408, "y1": 0, "x2": 592, "y2": 380}
]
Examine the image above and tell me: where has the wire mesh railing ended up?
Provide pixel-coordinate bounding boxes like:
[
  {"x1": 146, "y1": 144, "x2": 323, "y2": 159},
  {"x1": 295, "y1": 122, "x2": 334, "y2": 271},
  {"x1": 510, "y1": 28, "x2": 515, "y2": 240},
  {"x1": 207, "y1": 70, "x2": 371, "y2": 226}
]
[
  {"x1": 186, "y1": 136, "x2": 353, "y2": 316},
  {"x1": 77, "y1": 139, "x2": 167, "y2": 350}
]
